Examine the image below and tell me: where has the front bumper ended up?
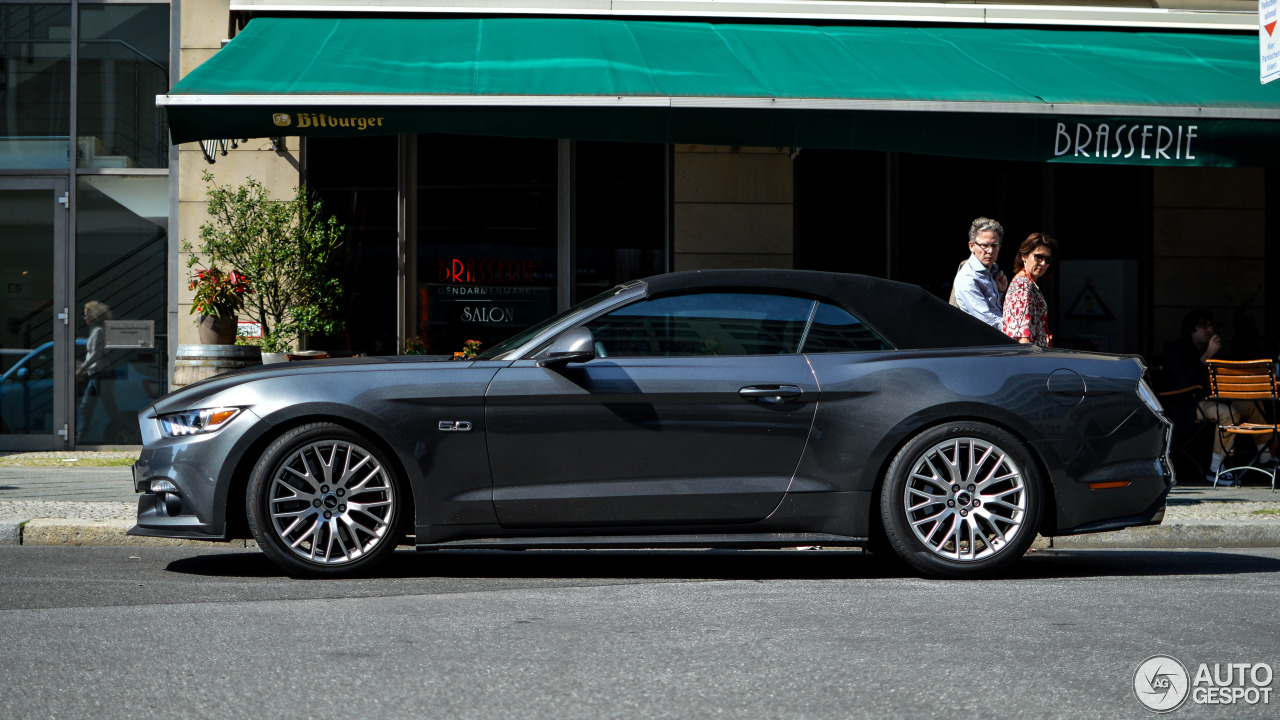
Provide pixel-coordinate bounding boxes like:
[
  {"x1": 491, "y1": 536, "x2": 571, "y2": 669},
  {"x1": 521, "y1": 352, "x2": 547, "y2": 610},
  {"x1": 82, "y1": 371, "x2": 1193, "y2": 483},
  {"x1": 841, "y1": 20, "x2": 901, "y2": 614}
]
[
  {"x1": 128, "y1": 407, "x2": 264, "y2": 540},
  {"x1": 128, "y1": 459, "x2": 227, "y2": 540}
]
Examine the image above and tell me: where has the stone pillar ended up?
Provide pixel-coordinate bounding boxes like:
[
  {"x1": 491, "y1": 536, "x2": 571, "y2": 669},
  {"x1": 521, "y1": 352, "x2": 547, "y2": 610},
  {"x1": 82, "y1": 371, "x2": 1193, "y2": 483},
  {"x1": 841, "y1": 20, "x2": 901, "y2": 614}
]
[{"x1": 175, "y1": 1, "x2": 301, "y2": 346}]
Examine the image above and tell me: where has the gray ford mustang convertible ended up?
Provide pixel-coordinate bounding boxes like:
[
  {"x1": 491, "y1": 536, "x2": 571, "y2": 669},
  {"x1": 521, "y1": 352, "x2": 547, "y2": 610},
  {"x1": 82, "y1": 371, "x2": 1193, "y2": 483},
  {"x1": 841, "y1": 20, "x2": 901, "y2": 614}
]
[{"x1": 131, "y1": 270, "x2": 1173, "y2": 578}]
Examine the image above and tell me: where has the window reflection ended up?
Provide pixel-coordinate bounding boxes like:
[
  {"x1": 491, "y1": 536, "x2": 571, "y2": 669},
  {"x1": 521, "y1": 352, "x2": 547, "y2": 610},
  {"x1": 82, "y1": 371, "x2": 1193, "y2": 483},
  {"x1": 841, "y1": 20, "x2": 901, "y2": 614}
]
[
  {"x1": 77, "y1": 4, "x2": 169, "y2": 169},
  {"x1": 74, "y1": 176, "x2": 167, "y2": 444},
  {"x1": 416, "y1": 136, "x2": 558, "y2": 357},
  {"x1": 0, "y1": 4, "x2": 73, "y2": 169},
  {"x1": 589, "y1": 292, "x2": 815, "y2": 357},
  {"x1": 0, "y1": 189, "x2": 57, "y2": 435},
  {"x1": 802, "y1": 303, "x2": 892, "y2": 353}
]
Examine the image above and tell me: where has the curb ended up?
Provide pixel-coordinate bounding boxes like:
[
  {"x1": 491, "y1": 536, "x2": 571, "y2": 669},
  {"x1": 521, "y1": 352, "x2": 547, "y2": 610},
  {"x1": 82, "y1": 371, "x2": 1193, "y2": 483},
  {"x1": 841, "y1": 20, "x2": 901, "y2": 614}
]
[
  {"x1": 2, "y1": 518, "x2": 1279, "y2": 550},
  {"x1": 1032, "y1": 523, "x2": 1280, "y2": 550},
  {"x1": 13, "y1": 519, "x2": 254, "y2": 548},
  {"x1": 0, "y1": 521, "x2": 20, "y2": 545}
]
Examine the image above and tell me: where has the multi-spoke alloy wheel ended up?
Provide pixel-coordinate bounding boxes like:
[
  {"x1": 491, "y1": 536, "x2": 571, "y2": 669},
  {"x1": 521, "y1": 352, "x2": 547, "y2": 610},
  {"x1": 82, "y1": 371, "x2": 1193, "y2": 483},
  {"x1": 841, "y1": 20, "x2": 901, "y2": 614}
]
[
  {"x1": 248, "y1": 423, "x2": 402, "y2": 576},
  {"x1": 880, "y1": 422, "x2": 1042, "y2": 578},
  {"x1": 903, "y1": 437, "x2": 1026, "y2": 562}
]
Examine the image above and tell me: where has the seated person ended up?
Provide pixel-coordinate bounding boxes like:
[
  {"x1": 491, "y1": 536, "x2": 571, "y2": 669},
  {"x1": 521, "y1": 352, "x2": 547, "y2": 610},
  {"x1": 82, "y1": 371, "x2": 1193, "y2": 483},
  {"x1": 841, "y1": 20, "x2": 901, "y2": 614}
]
[{"x1": 1161, "y1": 309, "x2": 1275, "y2": 486}]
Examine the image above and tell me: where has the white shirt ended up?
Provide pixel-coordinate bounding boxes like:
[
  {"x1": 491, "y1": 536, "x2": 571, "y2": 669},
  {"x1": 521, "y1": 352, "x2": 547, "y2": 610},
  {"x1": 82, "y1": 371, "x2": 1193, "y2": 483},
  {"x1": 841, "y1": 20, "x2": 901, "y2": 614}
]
[{"x1": 82, "y1": 326, "x2": 107, "y2": 377}]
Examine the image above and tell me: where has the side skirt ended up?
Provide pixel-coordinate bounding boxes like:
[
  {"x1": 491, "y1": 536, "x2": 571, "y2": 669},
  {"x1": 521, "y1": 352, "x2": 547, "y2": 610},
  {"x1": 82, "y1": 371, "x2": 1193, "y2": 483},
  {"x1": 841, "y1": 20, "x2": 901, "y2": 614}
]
[{"x1": 417, "y1": 532, "x2": 870, "y2": 551}]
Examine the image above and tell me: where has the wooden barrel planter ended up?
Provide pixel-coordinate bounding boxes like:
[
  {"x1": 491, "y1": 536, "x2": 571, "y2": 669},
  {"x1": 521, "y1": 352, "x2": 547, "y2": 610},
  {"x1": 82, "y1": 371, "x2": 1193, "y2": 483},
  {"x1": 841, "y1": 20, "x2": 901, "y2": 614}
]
[{"x1": 172, "y1": 344, "x2": 263, "y2": 389}]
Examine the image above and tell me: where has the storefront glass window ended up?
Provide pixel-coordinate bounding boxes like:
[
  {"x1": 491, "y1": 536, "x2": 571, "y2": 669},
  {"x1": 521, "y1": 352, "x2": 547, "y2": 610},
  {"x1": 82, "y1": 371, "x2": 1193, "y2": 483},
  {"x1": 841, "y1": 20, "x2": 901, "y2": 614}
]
[
  {"x1": 0, "y1": 188, "x2": 57, "y2": 435},
  {"x1": 1050, "y1": 164, "x2": 1147, "y2": 355},
  {"x1": 895, "y1": 154, "x2": 1043, "y2": 300},
  {"x1": 74, "y1": 175, "x2": 167, "y2": 444},
  {"x1": 794, "y1": 149, "x2": 888, "y2": 278},
  {"x1": 416, "y1": 135, "x2": 558, "y2": 357},
  {"x1": 308, "y1": 134, "x2": 400, "y2": 355},
  {"x1": 77, "y1": 3, "x2": 169, "y2": 169},
  {"x1": 575, "y1": 141, "x2": 666, "y2": 299},
  {"x1": 0, "y1": 4, "x2": 72, "y2": 169}
]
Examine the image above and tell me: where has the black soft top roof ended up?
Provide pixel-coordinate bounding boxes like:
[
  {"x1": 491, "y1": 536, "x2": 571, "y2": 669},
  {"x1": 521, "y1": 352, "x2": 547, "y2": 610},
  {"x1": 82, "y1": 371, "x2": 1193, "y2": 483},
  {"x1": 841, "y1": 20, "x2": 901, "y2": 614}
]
[{"x1": 641, "y1": 269, "x2": 1014, "y2": 350}]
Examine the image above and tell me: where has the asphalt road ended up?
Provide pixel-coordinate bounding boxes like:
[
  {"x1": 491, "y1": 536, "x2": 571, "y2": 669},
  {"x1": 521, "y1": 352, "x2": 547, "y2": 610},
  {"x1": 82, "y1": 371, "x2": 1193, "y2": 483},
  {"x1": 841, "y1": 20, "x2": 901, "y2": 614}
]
[{"x1": 1, "y1": 546, "x2": 1278, "y2": 719}]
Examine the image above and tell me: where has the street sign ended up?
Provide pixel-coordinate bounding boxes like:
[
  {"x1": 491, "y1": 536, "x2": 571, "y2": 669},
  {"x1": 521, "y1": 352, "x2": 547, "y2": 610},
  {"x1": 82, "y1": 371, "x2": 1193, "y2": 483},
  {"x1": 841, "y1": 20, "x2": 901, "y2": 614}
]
[{"x1": 1263, "y1": 0, "x2": 1279, "y2": 84}]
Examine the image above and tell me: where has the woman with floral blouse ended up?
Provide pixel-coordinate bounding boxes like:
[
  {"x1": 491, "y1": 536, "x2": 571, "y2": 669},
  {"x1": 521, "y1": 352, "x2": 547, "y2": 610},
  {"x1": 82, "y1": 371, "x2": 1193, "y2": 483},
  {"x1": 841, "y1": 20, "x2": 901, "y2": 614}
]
[{"x1": 1001, "y1": 233, "x2": 1058, "y2": 347}]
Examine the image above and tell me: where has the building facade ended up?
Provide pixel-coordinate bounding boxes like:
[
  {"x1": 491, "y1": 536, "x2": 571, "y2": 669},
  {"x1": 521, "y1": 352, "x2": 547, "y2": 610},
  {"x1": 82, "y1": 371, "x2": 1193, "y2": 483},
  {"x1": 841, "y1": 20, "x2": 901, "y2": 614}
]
[
  {"x1": 1, "y1": 0, "x2": 1276, "y2": 449},
  {"x1": 1, "y1": 0, "x2": 170, "y2": 448}
]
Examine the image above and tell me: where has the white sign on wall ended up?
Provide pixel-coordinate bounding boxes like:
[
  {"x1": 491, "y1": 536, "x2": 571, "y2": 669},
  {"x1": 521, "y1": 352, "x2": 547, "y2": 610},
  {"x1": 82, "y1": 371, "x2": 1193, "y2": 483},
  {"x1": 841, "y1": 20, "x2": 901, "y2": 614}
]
[
  {"x1": 1263, "y1": 0, "x2": 1280, "y2": 84},
  {"x1": 237, "y1": 320, "x2": 264, "y2": 338},
  {"x1": 104, "y1": 320, "x2": 155, "y2": 349}
]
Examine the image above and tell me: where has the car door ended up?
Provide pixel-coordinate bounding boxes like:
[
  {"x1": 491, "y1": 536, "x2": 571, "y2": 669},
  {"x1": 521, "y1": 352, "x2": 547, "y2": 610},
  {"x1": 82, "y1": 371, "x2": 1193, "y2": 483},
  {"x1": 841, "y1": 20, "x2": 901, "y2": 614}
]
[{"x1": 485, "y1": 290, "x2": 820, "y2": 528}]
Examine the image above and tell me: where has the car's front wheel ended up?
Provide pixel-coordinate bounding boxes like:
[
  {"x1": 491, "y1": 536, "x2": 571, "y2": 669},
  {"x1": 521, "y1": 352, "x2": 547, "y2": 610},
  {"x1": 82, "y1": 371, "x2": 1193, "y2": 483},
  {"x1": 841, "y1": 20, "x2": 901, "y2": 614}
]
[
  {"x1": 247, "y1": 422, "x2": 402, "y2": 577},
  {"x1": 880, "y1": 422, "x2": 1043, "y2": 578}
]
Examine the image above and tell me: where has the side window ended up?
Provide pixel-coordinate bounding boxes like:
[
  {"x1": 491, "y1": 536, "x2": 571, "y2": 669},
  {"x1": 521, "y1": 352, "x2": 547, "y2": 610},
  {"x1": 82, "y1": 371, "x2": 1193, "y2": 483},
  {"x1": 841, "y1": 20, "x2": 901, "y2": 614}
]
[
  {"x1": 802, "y1": 303, "x2": 892, "y2": 353},
  {"x1": 586, "y1": 292, "x2": 815, "y2": 357}
]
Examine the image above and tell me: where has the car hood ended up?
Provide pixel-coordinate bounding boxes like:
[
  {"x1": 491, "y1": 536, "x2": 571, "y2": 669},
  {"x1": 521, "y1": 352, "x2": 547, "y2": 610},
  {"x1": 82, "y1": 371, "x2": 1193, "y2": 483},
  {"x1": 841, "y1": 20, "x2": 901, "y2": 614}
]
[{"x1": 146, "y1": 355, "x2": 472, "y2": 416}]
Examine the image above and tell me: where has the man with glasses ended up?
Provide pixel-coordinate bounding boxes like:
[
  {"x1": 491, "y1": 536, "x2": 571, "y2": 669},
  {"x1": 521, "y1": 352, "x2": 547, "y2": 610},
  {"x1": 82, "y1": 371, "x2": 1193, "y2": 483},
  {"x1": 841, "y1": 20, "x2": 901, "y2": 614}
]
[
  {"x1": 952, "y1": 217, "x2": 1008, "y2": 328},
  {"x1": 1161, "y1": 309, "x2": 1275, "y2": 485}
]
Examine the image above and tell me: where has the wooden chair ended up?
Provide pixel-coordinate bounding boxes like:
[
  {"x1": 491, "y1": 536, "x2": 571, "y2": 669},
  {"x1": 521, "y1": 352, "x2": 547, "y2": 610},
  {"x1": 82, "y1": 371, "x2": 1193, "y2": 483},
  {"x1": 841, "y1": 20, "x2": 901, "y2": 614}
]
[{"x1": 1204, "y1": 359, "x2": 1279, "y2": 491}]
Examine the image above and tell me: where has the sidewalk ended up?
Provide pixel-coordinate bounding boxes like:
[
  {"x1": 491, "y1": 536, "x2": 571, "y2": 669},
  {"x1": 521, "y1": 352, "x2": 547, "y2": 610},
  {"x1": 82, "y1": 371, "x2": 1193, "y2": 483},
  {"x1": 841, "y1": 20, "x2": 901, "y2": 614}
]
[
  {"x1": 1, "y1": 451, "x2": 1278, "y2": 549},
  {"x1": 0, "y1": 450, "x2": 226, "y2": 547}
]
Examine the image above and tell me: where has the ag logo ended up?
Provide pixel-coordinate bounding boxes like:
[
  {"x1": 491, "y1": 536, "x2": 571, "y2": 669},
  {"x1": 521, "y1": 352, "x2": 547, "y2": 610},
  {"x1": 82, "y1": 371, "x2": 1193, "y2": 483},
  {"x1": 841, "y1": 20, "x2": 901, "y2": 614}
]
[
  {"x1": 1135, "y1": 655, "x2": 1190, "y2": 712},
  {"x1": 272, "y1": 113, "x2": 292, "y2": 127}
]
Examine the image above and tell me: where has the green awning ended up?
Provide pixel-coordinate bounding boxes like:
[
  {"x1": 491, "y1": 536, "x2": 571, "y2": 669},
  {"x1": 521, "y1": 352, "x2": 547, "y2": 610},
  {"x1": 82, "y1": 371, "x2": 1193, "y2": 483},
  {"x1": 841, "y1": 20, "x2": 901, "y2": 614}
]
[{"x1": 160, "y1": 17, "x2": 1280, "y2": 166}]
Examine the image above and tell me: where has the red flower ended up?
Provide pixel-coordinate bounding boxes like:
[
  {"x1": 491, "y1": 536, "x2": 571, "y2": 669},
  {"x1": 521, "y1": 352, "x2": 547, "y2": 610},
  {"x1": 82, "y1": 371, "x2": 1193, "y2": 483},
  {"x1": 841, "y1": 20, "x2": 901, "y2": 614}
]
[{"x1": 188, "y1": 265, "x2": 253, "y2": 318}]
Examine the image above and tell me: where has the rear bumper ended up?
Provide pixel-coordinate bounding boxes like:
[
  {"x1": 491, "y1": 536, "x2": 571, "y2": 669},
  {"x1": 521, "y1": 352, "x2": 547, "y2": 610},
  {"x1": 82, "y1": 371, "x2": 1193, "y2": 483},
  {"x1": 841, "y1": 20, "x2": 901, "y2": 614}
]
[
  {"x1": 1053, "y1": 487, "x2": 1169, "y2": 536},
  {"x1": 1035, "y1": 408, "x2": 1175, "y2": 536}
]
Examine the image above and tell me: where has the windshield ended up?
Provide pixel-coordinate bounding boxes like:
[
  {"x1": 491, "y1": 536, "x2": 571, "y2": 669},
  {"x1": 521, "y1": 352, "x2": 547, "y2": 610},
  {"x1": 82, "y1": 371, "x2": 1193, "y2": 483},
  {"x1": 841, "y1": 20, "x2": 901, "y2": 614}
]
[{"x1": 476, "y1": 285, "x2": 629, "y2": 360}]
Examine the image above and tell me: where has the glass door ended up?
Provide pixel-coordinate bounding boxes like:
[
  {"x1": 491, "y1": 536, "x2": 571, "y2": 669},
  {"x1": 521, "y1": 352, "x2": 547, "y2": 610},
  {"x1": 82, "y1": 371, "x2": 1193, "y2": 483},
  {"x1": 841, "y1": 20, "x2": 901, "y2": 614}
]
[{"x1": 0, "y1": 178, "x2": 69, "y2": 449}]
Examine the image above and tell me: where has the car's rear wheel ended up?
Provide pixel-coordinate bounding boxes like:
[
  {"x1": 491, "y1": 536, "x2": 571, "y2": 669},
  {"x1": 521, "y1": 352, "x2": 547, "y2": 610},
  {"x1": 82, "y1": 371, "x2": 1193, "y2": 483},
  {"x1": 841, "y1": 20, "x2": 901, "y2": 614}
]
[
  {"x1": 880, "y1": 422, "x2": 1042, "y2": 578},
  {"x1": 247, "y1": 423, "x2": 402, "y2": 577}
]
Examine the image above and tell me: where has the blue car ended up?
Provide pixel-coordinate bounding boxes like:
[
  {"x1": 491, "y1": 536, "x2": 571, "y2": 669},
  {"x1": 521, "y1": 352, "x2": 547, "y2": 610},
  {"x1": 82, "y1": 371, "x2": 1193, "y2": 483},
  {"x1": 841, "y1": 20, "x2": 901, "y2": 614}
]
[{"x1": 0, "y1": 339, "x2": 163, "y2": 442}]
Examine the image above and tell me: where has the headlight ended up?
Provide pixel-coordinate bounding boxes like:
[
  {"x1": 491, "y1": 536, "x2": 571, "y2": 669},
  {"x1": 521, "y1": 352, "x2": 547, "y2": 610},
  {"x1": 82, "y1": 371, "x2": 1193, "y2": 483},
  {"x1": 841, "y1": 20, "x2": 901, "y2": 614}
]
[
  {"x1": 1136, "y1": 378, "x2": 1165, "y2": 415},
  {"x1": 157, "y1": 407, "x2": 242, "y2": 437}
]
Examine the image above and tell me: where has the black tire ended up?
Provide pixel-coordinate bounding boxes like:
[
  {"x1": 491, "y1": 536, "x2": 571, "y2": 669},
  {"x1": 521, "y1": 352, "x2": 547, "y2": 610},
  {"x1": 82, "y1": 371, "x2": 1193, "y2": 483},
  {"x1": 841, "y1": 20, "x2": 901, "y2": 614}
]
[
  {"x1": 879, "y1": 421, "x2": 1043, "y2": 579},
  {"x1": 247, "y1": 422, "x2": 403, "y2": 577}
]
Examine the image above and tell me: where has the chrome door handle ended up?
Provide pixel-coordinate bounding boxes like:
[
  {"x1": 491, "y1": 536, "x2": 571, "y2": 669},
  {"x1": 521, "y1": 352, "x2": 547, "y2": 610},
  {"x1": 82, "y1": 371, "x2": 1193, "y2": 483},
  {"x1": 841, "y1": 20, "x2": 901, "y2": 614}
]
[{"x1": 739, "y1": 385, "x2": 803, "y2": 403}]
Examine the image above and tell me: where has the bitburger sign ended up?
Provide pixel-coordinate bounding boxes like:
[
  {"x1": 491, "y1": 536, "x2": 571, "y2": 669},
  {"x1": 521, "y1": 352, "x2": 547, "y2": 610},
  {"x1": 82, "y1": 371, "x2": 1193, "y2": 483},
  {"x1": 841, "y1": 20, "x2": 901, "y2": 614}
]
[{"x1": 273, "y1": 112, "x2": 386, "y2": 131}]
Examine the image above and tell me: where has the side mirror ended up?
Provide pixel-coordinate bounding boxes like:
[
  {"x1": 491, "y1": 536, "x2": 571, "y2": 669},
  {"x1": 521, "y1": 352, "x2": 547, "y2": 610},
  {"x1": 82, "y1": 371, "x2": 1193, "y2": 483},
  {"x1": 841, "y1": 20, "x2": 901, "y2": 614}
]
[
  {"x1": 536, "y1": 327, "x2": 596, "y2": 368},
  {"x1": 15, "y1": 367, "x2": 29, "y2": 381}
]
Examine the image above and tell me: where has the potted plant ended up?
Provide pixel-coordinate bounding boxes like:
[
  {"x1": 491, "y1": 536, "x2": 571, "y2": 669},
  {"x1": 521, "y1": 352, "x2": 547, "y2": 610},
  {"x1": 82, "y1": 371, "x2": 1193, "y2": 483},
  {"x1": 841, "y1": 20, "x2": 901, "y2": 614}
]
[
  {"x1": 452, "y1": 339, "x2": 482, "y2": 360},
  {"x1": 188, "y1": 266, "x2": 252, "y2": 344},
  {"x1": 184, "y1": 172, "x2": 345, "y2": 361}
]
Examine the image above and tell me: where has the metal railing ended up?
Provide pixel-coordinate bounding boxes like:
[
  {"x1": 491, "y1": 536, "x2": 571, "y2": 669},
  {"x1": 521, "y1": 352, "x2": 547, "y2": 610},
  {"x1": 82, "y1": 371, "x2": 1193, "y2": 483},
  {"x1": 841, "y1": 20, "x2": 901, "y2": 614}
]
[
  {"x1": 1, "y1": 36, "x2": 168, "y2": 168},
  {"x1": 10, "y1": 230, "x2": 168, "y2": 351}
]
